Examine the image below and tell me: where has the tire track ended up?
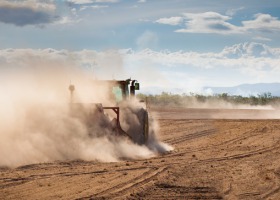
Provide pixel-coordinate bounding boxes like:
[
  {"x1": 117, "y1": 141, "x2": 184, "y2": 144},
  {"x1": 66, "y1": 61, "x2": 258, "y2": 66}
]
[
  {"x1": 199, "y1": 141, "x2": 280, "y2": 163},
  {"x1": 0, "y1": 170, "x2": 107, "y2": 189},
  {"x1": 160, "y1": 126, "x2": 276, "y2": 161},
  {"x1": 165, "y1": 129, "x2": 217, "y2": 145},
  {"x1": 159, "y1": 119, "x2": 216, "y2": 142},
  {"x1": 76, "y1": 166, "x2": 168, "y2": 199},
  {"x1": 0, "y1": 166, "x2": 156, "y2": 190},
  {"x1": 180, "y1": 128, "x2": 266, "y2": 155},
  {"x1": 150, "y1": 139, "x2": 280, "y2": 168},
  {"x1": 212, "y1": 127, "x2": 269, "y2": 147},
  {"x1": 133, "y1": 184, "x2": 223, "y2": 200},
  {"x1": 110, "y1": 167, "x2": 168, "y2": 199},
  {"x1": 262, "y1": 186, "x2": 280, "y2": 199},
  {"x1": 260, "y1": 168, "x2": 280, "y2": 199}
]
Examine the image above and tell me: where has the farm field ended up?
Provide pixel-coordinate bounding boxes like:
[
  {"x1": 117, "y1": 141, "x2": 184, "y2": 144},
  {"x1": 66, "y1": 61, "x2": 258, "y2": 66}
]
[{"x1": 1, "y1": 108, "x2": 280, "y2": 200}]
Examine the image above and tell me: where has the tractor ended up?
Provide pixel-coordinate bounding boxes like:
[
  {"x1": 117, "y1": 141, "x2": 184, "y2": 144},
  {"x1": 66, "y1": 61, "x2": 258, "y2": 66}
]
[{"x1": 68, "y1": 79, "x2": 149, "y2": 145}]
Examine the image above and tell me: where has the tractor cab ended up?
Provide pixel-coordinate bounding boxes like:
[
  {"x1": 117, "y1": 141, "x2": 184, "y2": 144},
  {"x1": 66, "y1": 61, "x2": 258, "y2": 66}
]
[{"x1": 111, "y1": 79, "x2": 140, "y2": 102}]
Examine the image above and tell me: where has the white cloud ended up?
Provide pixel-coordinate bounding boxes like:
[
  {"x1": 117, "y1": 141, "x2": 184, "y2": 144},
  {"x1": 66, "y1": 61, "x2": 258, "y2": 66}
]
[
  {"x1": 253, "y1": 36, "x2": 272, "y2": 41},
  {"x1": 176, "y1": 12, "x2": 242, "y2": 34},
  {"x1": 91, "y1": 5, "x2": 108, "y2": 9},
  {"x1": 155, "y1": 12, "x2": 242, "y2": 34},
  {"x1": 94, "y1": 0, "x2": 118, "y2": 2},
  {"x1": 155, "y1": 12, "x2": 280, "y2": 35},
  {"x1": 68, "y1": 0, "x2": 118, "y2": 4},
  {"x1": 242, "y1": 13, "x2": 280, "y2": 32},
  {"x1": 225, "y1": 7, "x2": 244, "y2": 16},
  {"x1": 55, "y1": 16, "x2": 81, "y2": 25},
  {"x1": 138, "y1": 0, "x2": 146, "y2": 3},
  {"x1": 71, "y1": 8, "x2": 78, "y2": 16},
  {"x1": 155, "y1": 17, "x2": 183, "y2": 26},
  {"x1": 80, "y1": 5, "x2": 108, "y2": 11},
  {"x1": 220, "y1": 42, "x2": 279, "y2": 58},
  {"x1": 68, "y1": 0, "x2": 93, "y2": 4}
]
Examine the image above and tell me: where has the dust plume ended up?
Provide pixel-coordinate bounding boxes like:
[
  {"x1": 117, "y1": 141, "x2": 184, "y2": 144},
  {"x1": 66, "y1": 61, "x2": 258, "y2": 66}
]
[
  {"x1": 181, "y1": 97, "x2": 275, "y2": 109},
  {"x1": 182, "y1": 97, "x2": 280, "y2": 119},
  {"x1": 0, "y1": 53, "x2": 171, "y2": 168},
  {"x1": 119, "y1": 99, "x2": 174, "y2": 153}
]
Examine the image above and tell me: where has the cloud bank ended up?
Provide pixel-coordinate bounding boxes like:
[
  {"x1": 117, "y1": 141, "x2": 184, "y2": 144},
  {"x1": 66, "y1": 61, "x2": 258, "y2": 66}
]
[{"x1": 0, "y1": 42, "x2": 279, "y2": 94}]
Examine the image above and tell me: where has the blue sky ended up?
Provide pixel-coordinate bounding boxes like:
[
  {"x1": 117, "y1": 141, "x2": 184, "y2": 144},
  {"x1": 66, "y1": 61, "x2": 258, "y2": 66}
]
[{"x1": 0, "y1": 0, "x2": 280, "y2": 94}]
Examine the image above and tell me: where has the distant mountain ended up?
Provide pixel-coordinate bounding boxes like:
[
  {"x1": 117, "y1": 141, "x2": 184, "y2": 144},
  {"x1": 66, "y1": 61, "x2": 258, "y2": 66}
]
[{"x1": 204, "y1": 83, "x2": 280, "y2": 96}]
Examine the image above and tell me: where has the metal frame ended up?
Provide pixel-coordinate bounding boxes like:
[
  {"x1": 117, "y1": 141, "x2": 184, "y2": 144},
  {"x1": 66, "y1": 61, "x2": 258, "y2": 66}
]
[{"x1": 103, "y1": 107, "x2": 120, "y2": 123}]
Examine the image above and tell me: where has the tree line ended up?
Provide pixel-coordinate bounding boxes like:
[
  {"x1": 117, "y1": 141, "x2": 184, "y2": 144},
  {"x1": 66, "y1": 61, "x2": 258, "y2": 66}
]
[{"x1": 137, "y1": 92, "x2": 280, "y2": 107}]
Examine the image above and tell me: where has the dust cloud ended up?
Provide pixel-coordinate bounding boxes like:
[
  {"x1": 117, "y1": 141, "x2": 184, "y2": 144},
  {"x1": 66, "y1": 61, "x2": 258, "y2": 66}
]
[
  {"x1": 0, "y1": 55, "x2": 171, "y2": 168},
  {"x1": 182, "y1": 98, "x2": 280, "y2": 119},
  {"x1": 151, "y1": 96, "x2": 280, "y2": 120},
  {"x1": 182, "y1": 97, "x2": 275, "y2": 110}
]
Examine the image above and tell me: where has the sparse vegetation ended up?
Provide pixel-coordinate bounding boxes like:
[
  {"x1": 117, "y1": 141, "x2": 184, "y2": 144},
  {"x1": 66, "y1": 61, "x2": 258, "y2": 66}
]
[{"x1": 137, "y1": 92, "x2": 280, "y2": 108}]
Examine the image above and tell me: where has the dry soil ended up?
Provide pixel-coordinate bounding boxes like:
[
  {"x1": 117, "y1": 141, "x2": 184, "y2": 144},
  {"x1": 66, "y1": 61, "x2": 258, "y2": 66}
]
[{"x1": 1, "y1": 108, "x2": 280, "y2": 199}]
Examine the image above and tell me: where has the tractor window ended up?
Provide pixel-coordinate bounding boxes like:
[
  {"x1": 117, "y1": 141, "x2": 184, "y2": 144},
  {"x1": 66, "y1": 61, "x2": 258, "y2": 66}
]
[
  {"x1": 112, "y1": 86, "x2": 123, "y2": 102},
  {"x1": 135, "y1": 83, "x2": 140, "y2": 90}
]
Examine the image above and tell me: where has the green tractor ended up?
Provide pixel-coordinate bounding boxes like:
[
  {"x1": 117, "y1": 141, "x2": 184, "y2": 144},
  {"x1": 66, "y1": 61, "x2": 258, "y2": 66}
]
[{"x1": 68, "y1": 79, "x2": 149, "y2": 145}]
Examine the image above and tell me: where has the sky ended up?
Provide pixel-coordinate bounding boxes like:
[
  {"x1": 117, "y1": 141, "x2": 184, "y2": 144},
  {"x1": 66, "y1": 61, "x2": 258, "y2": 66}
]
[{"x1": 0, "y1": 0, "x2": 280, "y2": 94}]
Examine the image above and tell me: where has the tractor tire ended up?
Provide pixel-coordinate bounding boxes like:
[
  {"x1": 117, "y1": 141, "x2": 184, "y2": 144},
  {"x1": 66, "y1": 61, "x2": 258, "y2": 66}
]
[{"x1": 126, "y1": 108, "x2": 149, "y2": 145}]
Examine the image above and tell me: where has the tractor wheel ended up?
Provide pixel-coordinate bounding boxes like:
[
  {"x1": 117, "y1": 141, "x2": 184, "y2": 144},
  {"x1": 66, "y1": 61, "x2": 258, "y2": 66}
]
[
  {"x1": 142, "y1": 109, "x2": 149, "y2": 144},
  {"x1": 125, "y1": 108, "x2": 149, "y2": 145}
]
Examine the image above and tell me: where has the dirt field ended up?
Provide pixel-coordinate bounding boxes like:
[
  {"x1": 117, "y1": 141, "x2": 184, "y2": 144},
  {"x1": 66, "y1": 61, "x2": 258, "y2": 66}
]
[{"x1": 1, "y1": 108, "x2": 280, "y2": 199}]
